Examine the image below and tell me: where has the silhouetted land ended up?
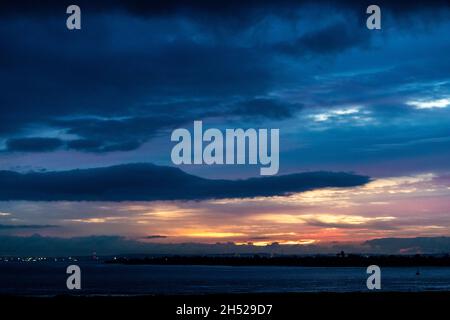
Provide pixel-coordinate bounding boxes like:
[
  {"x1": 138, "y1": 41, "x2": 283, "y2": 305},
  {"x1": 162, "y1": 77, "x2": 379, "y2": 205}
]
[{"x1": 105, "y1": 253, "x2": 450, "y2": 267}]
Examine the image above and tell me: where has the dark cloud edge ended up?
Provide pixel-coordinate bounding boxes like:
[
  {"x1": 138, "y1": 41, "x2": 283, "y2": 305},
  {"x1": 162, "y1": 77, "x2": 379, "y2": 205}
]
[
  {"x1": 2, "y1": 0, "x2": 449, "y2": 18},
  {"x1": 0, "y1": 163, "x2": 370, "y2": 201},
  {"x1": 0, "y1": 224, "x2": 59, "y2": 230},
  {"x1": 1, "y1": 235, "x2": 449, "y2": 256}
]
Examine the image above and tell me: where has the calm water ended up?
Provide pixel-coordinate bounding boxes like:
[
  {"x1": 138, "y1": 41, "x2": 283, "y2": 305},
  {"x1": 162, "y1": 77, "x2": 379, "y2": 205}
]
[{"x1": 1, "y1": 261, "x2": 450, "y2": 295}]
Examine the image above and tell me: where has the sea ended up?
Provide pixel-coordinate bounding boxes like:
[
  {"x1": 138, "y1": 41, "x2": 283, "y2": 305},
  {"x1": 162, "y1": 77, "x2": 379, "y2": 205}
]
[{"x1": 1, "y1": 261, "x2": 450, "y2": 295}]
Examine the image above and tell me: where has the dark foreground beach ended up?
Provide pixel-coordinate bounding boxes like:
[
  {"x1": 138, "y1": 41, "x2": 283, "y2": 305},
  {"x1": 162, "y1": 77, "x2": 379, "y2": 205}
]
[{"x1": 3, "y1": 292, "x2": 450, "y2": 319}]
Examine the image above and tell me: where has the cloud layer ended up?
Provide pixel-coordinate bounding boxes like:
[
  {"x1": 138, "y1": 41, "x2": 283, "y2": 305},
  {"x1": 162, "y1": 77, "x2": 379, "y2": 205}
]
[
  {"x1": 0, "y1": 163, "x2": 369, "y2": 201},
  {"x1": 1, "y1": 235, "x2": 449, "y2": 256},
  {"x1": 0, "y1": 1, "x2": 449, "y2": 250},
  {"x1": 1, "y1": 0, "x2": 449, "y2": 180}
]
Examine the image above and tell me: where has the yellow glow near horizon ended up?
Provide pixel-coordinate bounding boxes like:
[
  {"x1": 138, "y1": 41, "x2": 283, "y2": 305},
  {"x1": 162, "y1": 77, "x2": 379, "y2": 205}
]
[
  {"x1": 46, "y1": 172, "x2": 450, "y2": 243},
  {"x1": 255, "y1": 213, "x2": 396, "y2": 225},
  {"x1": 181, "y1": 231, "x2": 246, "y2": 238},
  {"x1": 282, "y1": 239, "x2": 316, "y2": 245},
  {"x1": 235, "y1": 239, "x2": 317, "y2": 246}
]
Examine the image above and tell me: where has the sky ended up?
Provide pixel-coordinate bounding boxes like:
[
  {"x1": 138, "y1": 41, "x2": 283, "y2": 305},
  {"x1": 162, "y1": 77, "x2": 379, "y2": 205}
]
[{"x1": 1, "y1": 0, "x2": 450, "y2": 254}]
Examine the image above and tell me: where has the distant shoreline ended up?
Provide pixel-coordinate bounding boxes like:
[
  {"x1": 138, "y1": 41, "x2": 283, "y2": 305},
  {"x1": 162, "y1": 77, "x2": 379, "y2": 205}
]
[{"x1": 105, "y1": 254, "x2": 450, "y2": 267}]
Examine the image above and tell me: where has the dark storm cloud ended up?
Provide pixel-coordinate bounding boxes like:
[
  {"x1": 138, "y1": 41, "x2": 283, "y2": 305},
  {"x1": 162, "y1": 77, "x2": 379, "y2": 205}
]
[
  {"x1": 66, "y1": 139, "x2": 103, "y2": 152},
  {"x1": 5, "y1": 137, "x2": 64, "y2": 152},
  {"x1": 3, "y1": 137, "x2": 141, "y2": 154},
  {"x1": 110, "y1": 0, "x2": 450, "y2": 20},
  {"x1": 231, "y1": 98, "x2": 301, "y2": 120},
  {"x1": 3, "y1": 95, "x2": 297, "y2": 153},
  {"x1": 0, "y1": 0, "x2": 449, "y2": 166},
  {"x1": 275, "y1": 22, "x2": 369, "y2": 56},
  {"x1": 2, "y1": 0, "x2": 449, "y2": 20},
  {"x1": 50, "y1": 100, "x2": 295, "y2": 152},
  {"x1": 0, "y1": 26, "x2": 273, "y2": 149},
  {"x1": 51, "y1": 116, "x2": 179, "y2": 152},
  {"x1": 67, "y1": 140, "x2": 141, "y2": 153},
  {"x1": 0, "y1": 163, "x2": 369, "y2": 201}
]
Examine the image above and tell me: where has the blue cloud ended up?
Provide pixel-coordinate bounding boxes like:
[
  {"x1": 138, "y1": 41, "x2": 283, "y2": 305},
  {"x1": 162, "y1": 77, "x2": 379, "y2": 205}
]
[
  {"x1": 0, "y1": 0, "x2": 449, "y2": 177},
  {"x1": 0, "y1": 163, "x2": 369, "y2": 201},
  {"x1": 5, "y1": 137, "x2": 63, "y2": 152}
]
